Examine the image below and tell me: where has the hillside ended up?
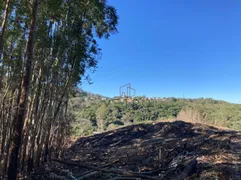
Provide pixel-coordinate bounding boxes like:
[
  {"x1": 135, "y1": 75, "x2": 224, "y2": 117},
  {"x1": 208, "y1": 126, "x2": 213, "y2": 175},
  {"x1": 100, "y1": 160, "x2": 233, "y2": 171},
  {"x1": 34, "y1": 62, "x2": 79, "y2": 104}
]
[
  {"x1": 69, "y1": 92, "x2": 241, "y2": 136},
  {"x1": 34, "y1": 121, "x2": 241, "y2": 179}
]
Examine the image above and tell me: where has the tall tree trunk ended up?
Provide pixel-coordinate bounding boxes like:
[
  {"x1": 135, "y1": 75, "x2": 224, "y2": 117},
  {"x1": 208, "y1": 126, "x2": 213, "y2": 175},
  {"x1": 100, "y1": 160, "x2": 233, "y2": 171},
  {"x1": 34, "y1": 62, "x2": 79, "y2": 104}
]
[
  {"x1": 7, "y1": 0, "x2": 39, "y2": 179},
  {"x1": 0, "y1": 83, "x2": 10, "y2": 156},
  {"x1": 44, "y1": 76, "x2": 70, "y2": 162},
  {"x1": 35, "y1": 86, "x2": 50, "y2": 167},
  {"x1": 20, "y1": 96, "x2": 34, "y2": 172},
  {"x1": 26, "y1": 68, "x2": 42, "y2": 171},
  {"x1": 0, "y1": 0, "x2": 11, "y2": 60},
  {"x1": 3, "y1": 89, "x2": 16, "y2": 174},
  {"x1": 0, "y1": 0, "x2": 11, "y2": 89}
]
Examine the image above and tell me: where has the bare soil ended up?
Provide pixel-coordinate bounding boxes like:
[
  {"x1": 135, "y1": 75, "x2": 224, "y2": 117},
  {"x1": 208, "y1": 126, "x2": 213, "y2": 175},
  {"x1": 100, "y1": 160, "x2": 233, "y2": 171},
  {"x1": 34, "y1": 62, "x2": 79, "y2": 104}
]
[{"x1": 33, "y1": 121, "x2": 241, "y2": 179}]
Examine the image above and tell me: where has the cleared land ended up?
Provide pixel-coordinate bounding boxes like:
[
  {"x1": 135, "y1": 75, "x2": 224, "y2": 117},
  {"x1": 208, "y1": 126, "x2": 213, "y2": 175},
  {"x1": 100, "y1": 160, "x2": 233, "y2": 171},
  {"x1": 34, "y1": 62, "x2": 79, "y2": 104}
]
[{"x1": 33, "y1": 121, "x2": 241, "y2": 179}]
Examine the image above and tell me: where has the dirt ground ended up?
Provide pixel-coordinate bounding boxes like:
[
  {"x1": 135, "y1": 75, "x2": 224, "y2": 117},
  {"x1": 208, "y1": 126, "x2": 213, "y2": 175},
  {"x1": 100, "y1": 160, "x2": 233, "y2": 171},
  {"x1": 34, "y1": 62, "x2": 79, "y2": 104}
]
[{"x1": 33, "y1": 121, "x2": 241, "y2": 179}]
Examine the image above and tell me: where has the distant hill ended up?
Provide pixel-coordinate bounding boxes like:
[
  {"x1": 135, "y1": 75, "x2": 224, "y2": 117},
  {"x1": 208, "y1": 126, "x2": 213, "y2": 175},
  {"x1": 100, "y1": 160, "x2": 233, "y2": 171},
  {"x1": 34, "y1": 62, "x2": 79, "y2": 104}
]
[{"x1": 69, "y1": 91, "x2": 241, "y2": 136}]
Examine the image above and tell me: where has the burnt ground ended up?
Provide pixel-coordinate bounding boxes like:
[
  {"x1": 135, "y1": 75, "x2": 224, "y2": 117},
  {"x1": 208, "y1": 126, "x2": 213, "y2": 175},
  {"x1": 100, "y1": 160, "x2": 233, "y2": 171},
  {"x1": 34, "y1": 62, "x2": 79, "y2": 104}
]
[{"x1": 33, "y1": 121, "x2": 241, "y2": 179}]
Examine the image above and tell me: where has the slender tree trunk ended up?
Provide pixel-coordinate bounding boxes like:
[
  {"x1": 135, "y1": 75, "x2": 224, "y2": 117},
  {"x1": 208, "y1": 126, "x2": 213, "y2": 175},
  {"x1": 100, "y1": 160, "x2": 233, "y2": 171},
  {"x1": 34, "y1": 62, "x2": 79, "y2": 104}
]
[
  {"x1": 35, "y1": 84, "x2": 50, "y2": 167},
  {"x1": 44, "y1": 75, "x2": 70, "y2": 161},
  {"x1": 3, "y1": 89, "x2": 15, "y2": 174},
  {"x1": 27, "y1": 68, "x2": 42, "y2": 171},
  {"x1": 0, "y1": 0, "x2": 11, "y2": 60},
  {"x1": 0, "y1": 85, "x2": 9, "y2": 156},
  {"x1": 20, "y1": 96, "x2": 34, "y2": 172},
  {"x1": 20, "y1": 66, "x2": 38, "y2": 171},
  {"x1": 7, "y1": 0, "x2": 39, "y2": 179}
]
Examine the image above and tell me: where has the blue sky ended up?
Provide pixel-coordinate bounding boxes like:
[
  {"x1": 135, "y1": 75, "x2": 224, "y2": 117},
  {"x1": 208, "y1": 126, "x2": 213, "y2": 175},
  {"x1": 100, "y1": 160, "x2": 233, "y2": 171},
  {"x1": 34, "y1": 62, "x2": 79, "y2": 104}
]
[{"x1": 82, "y1": 0, "x2": 241, "y2": 104}]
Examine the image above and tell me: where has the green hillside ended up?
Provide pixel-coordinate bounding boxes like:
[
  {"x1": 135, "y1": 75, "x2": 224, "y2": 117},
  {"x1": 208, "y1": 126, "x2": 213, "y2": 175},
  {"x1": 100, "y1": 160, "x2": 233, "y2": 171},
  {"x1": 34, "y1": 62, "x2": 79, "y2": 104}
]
[{"x1": 69, "y1": 92, "x2": 241, "y2": 136}]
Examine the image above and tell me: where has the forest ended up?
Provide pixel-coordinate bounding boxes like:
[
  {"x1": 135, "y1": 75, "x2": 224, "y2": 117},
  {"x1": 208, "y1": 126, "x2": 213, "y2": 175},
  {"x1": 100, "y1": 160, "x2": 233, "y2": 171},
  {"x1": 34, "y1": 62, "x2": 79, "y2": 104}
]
[
  {"x1": 70, "y1": 91, "x2": 241, "y2": 136},
  {"x1": 0, "y1": 0, "x2": 118, "y2": 179}
]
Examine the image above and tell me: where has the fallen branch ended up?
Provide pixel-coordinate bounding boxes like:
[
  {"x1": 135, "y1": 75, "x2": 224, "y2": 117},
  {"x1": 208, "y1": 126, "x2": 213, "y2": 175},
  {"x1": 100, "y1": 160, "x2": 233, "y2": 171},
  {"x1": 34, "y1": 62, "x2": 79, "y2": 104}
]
[
  {"x1": 51, "y1": 158, "x2": 161, "y2": 180},
  {"x1": 77, "y1": 161, "x2": 119, "y2": 180},
  {"x1": 110, "y1": 138, "x2": 129, "y2": 147},
  {"x1": 139, "y1": 167, "x2": 166, "y2": 175},
  {"x1": 77, "y1": 171, "x2": 99, "y2": 180}
]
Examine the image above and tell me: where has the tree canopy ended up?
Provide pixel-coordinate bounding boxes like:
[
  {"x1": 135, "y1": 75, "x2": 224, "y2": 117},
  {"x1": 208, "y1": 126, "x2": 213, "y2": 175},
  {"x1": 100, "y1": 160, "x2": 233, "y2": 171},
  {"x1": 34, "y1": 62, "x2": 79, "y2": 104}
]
[
  {"x1": 0, "y1": 0, "x2": 118, "y2": 179},
  {"x1": 70, "y1": 93, "x2": 241, "y2": 136}
]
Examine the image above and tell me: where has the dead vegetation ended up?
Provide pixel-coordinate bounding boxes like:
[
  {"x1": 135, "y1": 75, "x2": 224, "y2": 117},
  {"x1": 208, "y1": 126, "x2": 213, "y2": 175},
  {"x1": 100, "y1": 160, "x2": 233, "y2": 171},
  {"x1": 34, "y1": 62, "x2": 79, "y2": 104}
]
[{"x1": 31, "y1": 121, "x2": 241, "y2": 179}]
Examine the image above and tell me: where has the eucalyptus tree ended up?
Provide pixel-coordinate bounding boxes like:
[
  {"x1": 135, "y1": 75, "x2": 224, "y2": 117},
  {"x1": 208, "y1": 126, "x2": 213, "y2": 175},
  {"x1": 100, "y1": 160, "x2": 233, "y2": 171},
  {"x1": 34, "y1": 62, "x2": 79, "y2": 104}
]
[
  {"x1": 0, "y1": 0, "x2": 118, "y2": 179},
  {"x1": 8, "y1": 0, "x2": 39, "y2": 178}
]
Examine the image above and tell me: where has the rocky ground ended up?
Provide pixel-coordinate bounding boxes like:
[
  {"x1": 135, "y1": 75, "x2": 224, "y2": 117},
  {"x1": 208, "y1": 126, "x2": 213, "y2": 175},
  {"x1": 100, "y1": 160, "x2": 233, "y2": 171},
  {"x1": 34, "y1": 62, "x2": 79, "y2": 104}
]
[{"x1": 33, "y1": 121, "x2": 241, "y2": 179}]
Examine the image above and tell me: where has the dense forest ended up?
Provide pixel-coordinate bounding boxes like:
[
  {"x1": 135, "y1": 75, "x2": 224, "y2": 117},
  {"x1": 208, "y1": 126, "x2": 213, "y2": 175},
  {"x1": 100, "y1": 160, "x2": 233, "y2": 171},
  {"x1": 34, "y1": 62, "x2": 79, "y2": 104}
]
[
  {"x1": 0, "y1": 0, "x2": 118, "y2": 179},
  {"x1": 70, "y1": 91, "x2": 241, "y2": 136}
]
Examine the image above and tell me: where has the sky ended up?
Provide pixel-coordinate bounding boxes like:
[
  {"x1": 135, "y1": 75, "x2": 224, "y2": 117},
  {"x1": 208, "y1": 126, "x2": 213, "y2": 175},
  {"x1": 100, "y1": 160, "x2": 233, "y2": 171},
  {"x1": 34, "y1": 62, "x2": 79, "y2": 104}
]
[{"x1": 82, "y1": 0, "x2": 241, "y2": 104}]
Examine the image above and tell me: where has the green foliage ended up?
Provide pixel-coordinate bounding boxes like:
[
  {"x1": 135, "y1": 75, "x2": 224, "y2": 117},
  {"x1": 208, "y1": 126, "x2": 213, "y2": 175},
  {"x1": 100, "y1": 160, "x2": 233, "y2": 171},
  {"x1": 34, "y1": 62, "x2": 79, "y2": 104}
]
[
  {"x1": 71, "y1": 118, "x2": 97, "y2": 136},
  {"x1": 70, "y1": 93, "x2": 241, "y2": 136},
  {"x1": 0, "y1": 0, "x2": 119, "y2": 176}
]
